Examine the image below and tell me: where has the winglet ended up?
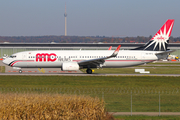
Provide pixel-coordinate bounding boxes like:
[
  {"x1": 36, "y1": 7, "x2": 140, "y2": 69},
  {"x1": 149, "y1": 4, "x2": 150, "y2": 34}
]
[
  {"x1": 108, "y1": 46, "x2": 112, "y2": 50},
  {"x1": 110, "y1": 45, "x2": 121, "y2": 57}
]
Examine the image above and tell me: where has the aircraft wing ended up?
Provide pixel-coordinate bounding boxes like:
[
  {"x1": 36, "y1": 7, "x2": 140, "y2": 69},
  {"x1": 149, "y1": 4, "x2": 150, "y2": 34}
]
[{"x1": 78, "y1": 45, "x2": 121, "y2": 66}]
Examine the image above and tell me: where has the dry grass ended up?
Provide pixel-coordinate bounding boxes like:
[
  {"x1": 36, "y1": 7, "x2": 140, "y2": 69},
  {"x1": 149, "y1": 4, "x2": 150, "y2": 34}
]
[
  {"x1": 0, "y1": 93, "x2": 114, "y2": 120},
  {"x1": 0, "y1": 66, "x2": 5, "y2": 73}
]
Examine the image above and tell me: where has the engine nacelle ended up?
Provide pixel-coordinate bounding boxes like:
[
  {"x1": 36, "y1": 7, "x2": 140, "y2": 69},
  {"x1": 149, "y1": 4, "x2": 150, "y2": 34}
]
[{"x1": 62, "y1": 62, "x2": 79, "y2": 71}]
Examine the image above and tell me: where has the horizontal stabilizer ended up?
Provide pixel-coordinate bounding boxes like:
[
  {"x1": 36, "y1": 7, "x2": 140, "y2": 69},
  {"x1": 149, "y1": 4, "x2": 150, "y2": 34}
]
[{"x1": 155, "y1": 50, "x2": 176, "y2": 55}]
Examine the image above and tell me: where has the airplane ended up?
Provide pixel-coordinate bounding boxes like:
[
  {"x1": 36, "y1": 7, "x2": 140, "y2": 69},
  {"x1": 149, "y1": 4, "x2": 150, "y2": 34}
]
[{"x1": 3, "y1": 19, "x2": 174, "y2": 74}]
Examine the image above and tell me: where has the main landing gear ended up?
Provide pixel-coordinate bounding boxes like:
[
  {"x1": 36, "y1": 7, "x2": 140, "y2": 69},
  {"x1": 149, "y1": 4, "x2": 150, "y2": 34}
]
[{"x1": 86, "y1": 69, "x2": 92, "y2": 74}]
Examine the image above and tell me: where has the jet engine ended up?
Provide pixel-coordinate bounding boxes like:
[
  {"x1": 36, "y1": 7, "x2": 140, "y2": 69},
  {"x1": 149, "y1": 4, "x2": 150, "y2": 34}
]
[{"x1": 62, "y1": 62, "x2": 79, "y2": 71}]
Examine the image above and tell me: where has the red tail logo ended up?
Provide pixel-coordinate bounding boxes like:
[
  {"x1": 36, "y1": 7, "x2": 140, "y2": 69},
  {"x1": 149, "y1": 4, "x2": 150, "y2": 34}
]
[
  {"x1": 36, "y1": 53, "x2": 57, "y2": 62},
  {"x1": 144, "y1": 19, "x2": 174, "y2": 51},
  {"x1": 151, "y1": 19, "x2": 174, "y2": 41}
]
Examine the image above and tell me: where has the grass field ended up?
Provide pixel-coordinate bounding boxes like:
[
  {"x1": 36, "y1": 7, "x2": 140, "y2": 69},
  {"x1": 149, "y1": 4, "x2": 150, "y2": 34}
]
[
  {"x1": 0, "y1": 76, "x2": 180, "y2": 88},
  {"x1": 0, "y1": 66, "x2": 5, "y2": 73},
  {"x1": 114, "y1": 115, "x2": 180, "y2": 120},
  {"x1": 84, "y1": 67, "x2": 180, "y2": 74},
  {"x1": 0, "y1": 76, "x2": 180, "y2": 112},
  {"x1": 80, "y1": 62, "x2": 180, "y2": 74},
  {"x1": 0, "y1": 93, "x2": 109, "y2": 120}
]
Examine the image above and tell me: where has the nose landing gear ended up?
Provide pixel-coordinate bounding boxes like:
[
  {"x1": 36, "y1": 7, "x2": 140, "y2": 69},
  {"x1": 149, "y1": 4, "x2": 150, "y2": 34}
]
[{"x1": 19, "y1": 70, "x2": 22, "y2": 73}]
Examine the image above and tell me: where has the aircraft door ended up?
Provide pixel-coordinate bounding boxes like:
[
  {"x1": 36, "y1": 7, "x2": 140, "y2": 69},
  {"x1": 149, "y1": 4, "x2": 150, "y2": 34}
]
[
  {"x1": 141, "y1": 53, "x2": 145, "y2": 62},
  {"x1": 22, "y1": 53, "x2": 27, "y2": 59},
  {"x1": 141, "y1": 53, "x2": 145, "y2": 58},
  {"x1": 22, "y1": 53, "x2": 27, "y2": 67}
]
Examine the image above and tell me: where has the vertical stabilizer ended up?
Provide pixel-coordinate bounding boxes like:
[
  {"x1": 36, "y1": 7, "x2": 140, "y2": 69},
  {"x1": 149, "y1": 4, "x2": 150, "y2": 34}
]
[{"x1": 133, "y1": 19, "x2": 174, "y2": 51}]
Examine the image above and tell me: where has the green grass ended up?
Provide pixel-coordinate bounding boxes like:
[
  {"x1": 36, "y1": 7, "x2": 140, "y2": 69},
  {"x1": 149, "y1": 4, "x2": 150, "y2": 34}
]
[
  {"x1": 114, "y1": 115, "x2": 180, "y2": 120},
  {"x1": 82, "y1": 67, "x2": 180, "y2": 74},
  {"x1": 0, "y1": 76, "x2": 180, "y2": 88},
  {"x1": 80, "y1": 61, "x2": 180, "y2": 74},
  {"x1": 0, "y1": 76, "x2": 180, "y2": 112},
  {"x1": 0, "y1": 66, "x2": 5, "y2": 73},
  {"x1": 80, "y1": 62, "x2": 180, "y2": 74}
]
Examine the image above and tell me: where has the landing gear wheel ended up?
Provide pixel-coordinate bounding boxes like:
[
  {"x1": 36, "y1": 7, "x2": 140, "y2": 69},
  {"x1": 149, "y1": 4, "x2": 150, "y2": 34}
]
[
  {"x1": 86, "y1": 69, "x2": 92, "y2": 74},
  {"x1": 19, "y1": 70, "x2": 22, "y2": 73}
]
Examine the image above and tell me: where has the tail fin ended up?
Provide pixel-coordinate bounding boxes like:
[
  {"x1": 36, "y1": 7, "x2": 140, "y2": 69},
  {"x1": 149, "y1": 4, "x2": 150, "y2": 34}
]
[{"x1": 133, "y1": 19, "x2": 174, "y2": 51}]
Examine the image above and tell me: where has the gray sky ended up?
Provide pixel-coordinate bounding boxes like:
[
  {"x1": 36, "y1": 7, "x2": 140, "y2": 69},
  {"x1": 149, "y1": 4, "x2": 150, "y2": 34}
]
[{"x1": 0, "y1": 0, "x2": 180, "y2": 37}]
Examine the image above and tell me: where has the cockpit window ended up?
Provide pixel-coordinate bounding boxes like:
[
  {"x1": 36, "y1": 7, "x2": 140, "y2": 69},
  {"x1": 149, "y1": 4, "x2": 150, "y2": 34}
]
[{"x1": 10, "y1": 55, "x2": 16, "y2": 58}]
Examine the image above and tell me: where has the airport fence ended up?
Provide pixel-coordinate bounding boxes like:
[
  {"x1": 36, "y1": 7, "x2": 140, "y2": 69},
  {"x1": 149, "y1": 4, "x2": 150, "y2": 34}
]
[{"x1": 0, "y1": 87, "x2": 180, "y2": 113}]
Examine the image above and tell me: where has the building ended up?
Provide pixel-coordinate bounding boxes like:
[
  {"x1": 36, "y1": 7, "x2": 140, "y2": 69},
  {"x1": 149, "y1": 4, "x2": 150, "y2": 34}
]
[{"x1": 0, "y1": 43, "x2": 180, "y2": 57}]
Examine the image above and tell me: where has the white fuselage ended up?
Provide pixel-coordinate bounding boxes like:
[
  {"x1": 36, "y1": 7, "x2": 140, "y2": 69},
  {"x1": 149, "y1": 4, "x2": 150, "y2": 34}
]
[{"x1": 3, "y1": 50, "x2": 166, "y2": 69}]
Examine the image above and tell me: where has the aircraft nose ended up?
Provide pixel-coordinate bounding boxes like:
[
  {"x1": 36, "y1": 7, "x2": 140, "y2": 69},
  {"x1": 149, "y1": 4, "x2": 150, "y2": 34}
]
[{"x1": 2, "y1": 59, "x2": 10, "y2": 65}]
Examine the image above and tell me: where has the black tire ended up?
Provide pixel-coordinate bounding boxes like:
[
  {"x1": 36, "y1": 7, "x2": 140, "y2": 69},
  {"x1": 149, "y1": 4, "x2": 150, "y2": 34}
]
[
  {"x1": 86, "y1": 69, "x2": 92, "y2": 74},
  {"x1": 19, "y1": 70, "x2": 22, "y2": 73}
]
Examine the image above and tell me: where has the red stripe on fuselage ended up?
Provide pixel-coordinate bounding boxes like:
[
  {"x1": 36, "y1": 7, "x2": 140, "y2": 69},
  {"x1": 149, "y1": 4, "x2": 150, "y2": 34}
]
[
  {"x1": 10, "y1": 59, "x2": 154, "y2": 67},
  {"x1": 72, "y1": 60, "x2": 154, "y2": 62},
  {"x1": 10, "y1": 60, "x2": 34, "y2": 67},
  {"x1": 105, "y1": 60, "x2": 154, "y2": 62}
]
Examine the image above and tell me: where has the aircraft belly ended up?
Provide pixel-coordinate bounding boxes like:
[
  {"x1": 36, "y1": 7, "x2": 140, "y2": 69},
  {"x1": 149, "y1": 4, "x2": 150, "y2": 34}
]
[
  {"x1": 13, "y1": 62, "x2": 27, "y2": 68},
  {"x1": 34, "y1": 62, "x2": 62, "y2": 68},
  {"x1": 14, "y1": 61, "x2": 62, "y2": 68}
]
